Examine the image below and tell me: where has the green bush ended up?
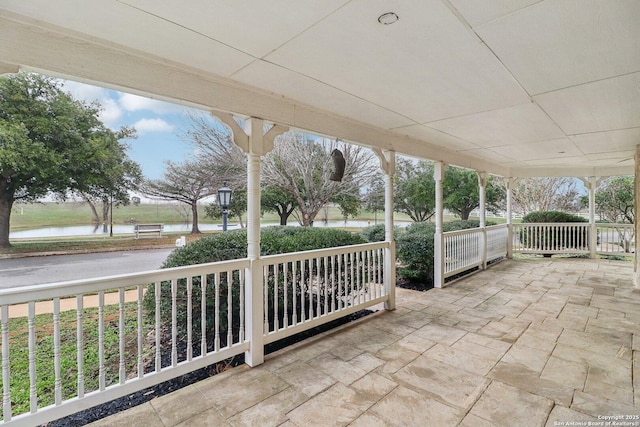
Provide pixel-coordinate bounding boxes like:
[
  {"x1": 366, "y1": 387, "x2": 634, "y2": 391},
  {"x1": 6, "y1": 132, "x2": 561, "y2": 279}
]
[
  {"x1": 396, "y1": 222, "x2": 435, "y2": 282},
  {"x1": 520, "y1": 211, "x2": 589, "y2": 253},
  {"x1": 144, "y1": 226, "x2": 366, "y2": 351},
  {"x1": 522, "y1": 211, "x2": 587, "y2": 224},
  {"x1": 359, "y1": 224, "x2": 401, "y2": 242},
  {"x1": 395, "y1": 220, "x2": 492, "y2": 283}
]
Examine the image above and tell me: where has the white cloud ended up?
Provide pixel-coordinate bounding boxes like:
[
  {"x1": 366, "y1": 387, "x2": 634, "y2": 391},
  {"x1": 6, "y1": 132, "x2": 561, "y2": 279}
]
[
  {"x1": 133, "y1": 118, "x2": 175, "y2": 134},
  {"x1": 60, "y1": 80, "x2": 124, "y2": 127},
  {"x1": 119, "y1": 93, "x2": 185, "y2": 115}
]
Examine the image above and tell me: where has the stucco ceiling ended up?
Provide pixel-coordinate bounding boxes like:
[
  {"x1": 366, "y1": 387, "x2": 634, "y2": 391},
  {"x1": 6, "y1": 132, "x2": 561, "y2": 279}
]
[{"x1": 1, "y1": 0, "x2": 639, "y2": 177}]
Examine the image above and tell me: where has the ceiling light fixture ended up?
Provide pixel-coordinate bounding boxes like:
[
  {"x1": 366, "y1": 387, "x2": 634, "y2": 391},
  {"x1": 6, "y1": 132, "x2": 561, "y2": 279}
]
[{"x1": 378, "y1": 12, "x2": 399, "y2": 25}]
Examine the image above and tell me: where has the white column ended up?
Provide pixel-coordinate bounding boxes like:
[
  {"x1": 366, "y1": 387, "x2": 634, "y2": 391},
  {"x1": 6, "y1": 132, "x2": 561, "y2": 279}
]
[
  {"x1": 506, "y1": 178, "x2": 515, "y2": 259},
  {"x1": 477, "y1": 172, "x2": 487, "y2": 269},
  {"x1": 588, "y1": 176, "x2": 597, "y2": 259},
  {"x1": 212, "y1": 113, "x2": 288, "y2": 367},
  {"x1": 381, "y1": 150, "x2": 396, "y2": 310},
  {"x1": 635, "y1": 145, "x2": 640, "y2": 288},
  {"x1": 434, "y1": 162, "x2": 446, "y2": 288}
]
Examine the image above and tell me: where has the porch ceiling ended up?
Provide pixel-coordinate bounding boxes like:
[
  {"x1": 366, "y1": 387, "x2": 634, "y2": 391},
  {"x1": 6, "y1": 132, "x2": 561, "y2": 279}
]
[{"x1": 1, "y1": 1, "x2": 639, "y2": 177}]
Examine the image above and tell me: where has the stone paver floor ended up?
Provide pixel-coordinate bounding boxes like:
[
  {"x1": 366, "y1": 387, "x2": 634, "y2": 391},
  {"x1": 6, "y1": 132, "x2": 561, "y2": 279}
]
[{"x1": 89, "y1": 258, "x2": 640, "y2": 426}]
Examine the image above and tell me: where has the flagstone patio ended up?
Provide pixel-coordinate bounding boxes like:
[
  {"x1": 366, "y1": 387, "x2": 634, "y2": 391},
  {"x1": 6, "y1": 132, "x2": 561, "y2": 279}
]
[{"x1": 88, "y1": 257, "x2": 640, "y2": 426}]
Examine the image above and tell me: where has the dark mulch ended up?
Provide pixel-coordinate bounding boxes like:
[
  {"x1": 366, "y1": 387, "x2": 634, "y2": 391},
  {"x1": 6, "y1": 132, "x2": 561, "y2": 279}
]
[
  {"x1": 395, "y1": 276, "x2": 434, "y2": 292},
  {"x1": 45, "y1": 309, "x2": 373, "y2": 427}
]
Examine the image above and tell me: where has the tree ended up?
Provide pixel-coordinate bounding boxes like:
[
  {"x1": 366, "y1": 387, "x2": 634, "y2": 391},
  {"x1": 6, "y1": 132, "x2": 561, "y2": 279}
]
[
  {"x1": 76, "y1": 127, "x2": 141, "y2": 223},
  {"x1": 362, "y1": 174, "x2": 385, "y2": 224},
  {"x1": 141, "y1": 158, "x2": 216, "y2": 234},
  {"x1": 511, "y1": 177, "x2": 581, "y2": 216},
  {"x1": 262, "y1": 132, "x2": 376, "y2": 226},
  {"x1": 261, "y1": 185, "x2": 297, "y2": 225},
  {"x1": 394, "y1": 159, "x2": 435, "y2": 222},
  {"x1": 443, "y1": 167, "x2": 505, "y2": 220},
  {"x1": 0, "y1": 73, "x2": 140, "y2": 248},
  {"x1": 593, "y1": 176, "x2": 634, "y2": 223}
]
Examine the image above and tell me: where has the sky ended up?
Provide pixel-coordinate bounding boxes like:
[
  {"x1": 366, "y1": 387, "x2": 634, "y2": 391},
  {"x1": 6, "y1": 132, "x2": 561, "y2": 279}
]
[{"x1": 62, "y1": 79, "x2": 200, "y2": 179}]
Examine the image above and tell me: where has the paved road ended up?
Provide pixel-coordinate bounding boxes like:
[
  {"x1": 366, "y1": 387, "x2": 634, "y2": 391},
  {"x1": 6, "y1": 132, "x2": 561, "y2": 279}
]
[{"x1": 0, "y1": 249, "x2": 174, "y2": 289}]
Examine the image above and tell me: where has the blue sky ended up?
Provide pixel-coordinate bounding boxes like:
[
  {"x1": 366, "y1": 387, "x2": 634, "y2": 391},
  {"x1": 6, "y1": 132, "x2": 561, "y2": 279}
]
[{"x1": 62, "y1": 79, "x2": 200, "y2": 179}]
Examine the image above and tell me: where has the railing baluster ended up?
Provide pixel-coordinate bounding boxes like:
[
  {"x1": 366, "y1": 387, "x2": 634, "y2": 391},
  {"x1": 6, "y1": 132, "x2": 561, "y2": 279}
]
[
  {"x1": 215, "y1": 272, "x2": 220, "y2": 352},
  {"x1": 171, "y1": 279, "x2": 177, "y2": 367},
  {"x1": 28, "y1": 301, "x2": 37, "y2": 413},
  {"x1": 53, "y1": 298, "x2": 62, "y2": 405},
  {"x1": 331, "y1": 255, "x2": 336, "y2": 312},
  {"x1": 323, "y1": 256, "x2": 328, "y2": 315},
  {"x1": 301, "y1": 259, "x2": 307, "y2": 322},
  {"x1": 273, "y1": 264, "x2": 279, "y2": 332},
  {"x1": 227, "y1": 269, "x2": 233, "y2": 347},
  {"x1": 155, "y1": 283, "x2": 161, "y2": 372},
  {"x1": 118, "y1": 289, "x2": 125, "y2": 384},
  {"x1": 201, "y1": 275, "x2": 207, "y2": 356},
  {"x1": 77, "y1": 295, "x2": 85, "y2": 396},
  {"x1": 187, "y1": 277, "x2": 192, "y2": 361},
  {"x1": 283, "y1": 262, "x2": 289, "y2": 327},
  {"x1": 239, "y1": 269, "x2": 245, "y2": 342},
  {"x1": 98, "y1": 291, "x2": 105, "y2": 391},
  {"x1": 137, "y1": 286, "x2": 143, "y2": 379},
  {"x1": 316, "y1": 257, "x2": 321, "y2": 318},
  {"x1": 292, "y1": 261, "x2": 298, "y2": 325},
  {"x1": 1, "y1": 305, "x2": 10, "y2": 422}
]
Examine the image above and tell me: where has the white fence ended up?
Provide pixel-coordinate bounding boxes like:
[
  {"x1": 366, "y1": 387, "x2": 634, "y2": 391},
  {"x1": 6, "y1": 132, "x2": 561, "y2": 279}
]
[
  {"x1": 512, "y1": 223, "x2": 634, "y2": 256},
  {"x1": 0, "y1": 242, "x2": 389, "y2": 426},
  {"x1": 441, "y1": 224, "x2": 508, "y2": 283}
]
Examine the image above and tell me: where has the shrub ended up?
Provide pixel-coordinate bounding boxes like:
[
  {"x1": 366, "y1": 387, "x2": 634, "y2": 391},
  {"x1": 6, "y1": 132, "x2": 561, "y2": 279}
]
[
  {"x1": 395, "y1": 220, "x2": 492, "y2": 283},
  {"x1": 359, "y1": 224, "x2": 401, "y2": 242},
  {"x1": 522, "y1": 211, "x2": 587, "y2": 224},
  {"x1": 396, "y1": 221, "x2": 435, "y2": 282},
  {"x1": 144, "y1": 226, "x2": 366, "y2": 351},
  {"x1": 520, "y1": 211, "x2": 589, "y2": 253}
]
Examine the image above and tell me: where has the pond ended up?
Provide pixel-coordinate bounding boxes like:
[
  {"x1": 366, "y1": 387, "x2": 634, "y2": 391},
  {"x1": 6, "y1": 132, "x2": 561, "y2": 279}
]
[{"x1": 10, "y1": 220, "x2": 392, "y2": 239}]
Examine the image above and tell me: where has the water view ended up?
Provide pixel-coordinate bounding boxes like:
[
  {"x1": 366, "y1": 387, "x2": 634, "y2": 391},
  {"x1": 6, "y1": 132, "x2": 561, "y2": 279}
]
[{"x1": 10, "y1": 220, "x2": 393, "y2": 239}]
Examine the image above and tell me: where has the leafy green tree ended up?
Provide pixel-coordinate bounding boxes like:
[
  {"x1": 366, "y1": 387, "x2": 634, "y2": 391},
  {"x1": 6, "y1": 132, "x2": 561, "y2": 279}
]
[
  {"x1": 443, "y1": 167, "x2": 505, "y2": 220},
  {"x1": 363, "y1": 174, "x2": 385, "y2": 223},
  {"x1": 0, "y1": 73, "x2": 140, "y2": 248},
  {"x1": 76, "y1": 127, "x2": 141, "y2": 223},
  {"x1": 260, "y1": 185, "x2": 297, "y2": 225},
  {"x1": 593, "y1": 176, "x2": 634, "y2": 223},
  {"x1": 394, "y1": 159, "x2": 435, "y2": 222}
]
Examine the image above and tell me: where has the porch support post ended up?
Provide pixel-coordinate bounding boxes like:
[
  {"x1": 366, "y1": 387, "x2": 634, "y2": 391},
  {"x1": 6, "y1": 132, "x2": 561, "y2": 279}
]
[
  {"x1": 374, "y1": 149, "x2": 396, "y2": 310},
  {"x1": 506, "y1": 178, "x2": 516, "y2": 259},
  {"x1": 588, "y1": 176, "x2": 597, "y2": 259},
  {"x1": 477, "y1": 172, "x2": 487, "y2": 269},
  {"x1": 434, "y1": 162, "x2": 446, "y2": 288},
  {"x1": 214, "y1": 112, "x2": 288, "y2": 366},
  {"x1": 635, "y1": 145, "x2": 640, "y2": 287}
]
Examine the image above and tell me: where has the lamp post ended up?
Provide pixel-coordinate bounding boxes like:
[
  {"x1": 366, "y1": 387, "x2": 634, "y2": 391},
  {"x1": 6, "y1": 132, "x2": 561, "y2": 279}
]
[{"x1": 217, "y1": 182, "x2": 233, "y2": 232}]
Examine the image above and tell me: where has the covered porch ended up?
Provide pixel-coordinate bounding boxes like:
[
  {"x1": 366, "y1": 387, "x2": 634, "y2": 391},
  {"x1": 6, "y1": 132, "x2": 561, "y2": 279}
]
[{"x1": 88, "y1": 257, "x2": 640, "y2": 426}]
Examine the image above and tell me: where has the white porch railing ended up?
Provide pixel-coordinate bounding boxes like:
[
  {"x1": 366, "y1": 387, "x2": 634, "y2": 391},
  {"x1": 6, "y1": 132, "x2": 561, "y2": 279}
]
[
  {"x1": 512, "y1": 223, "x2": 590, "y2": 255},
  {"x1": 442, "y1": 224, "x2": 508, "y2": 282},
  {"x1": 262, "y1": 242, "x2": 388, "y2": 345},
  {"x1": 0, "y1": 242, "x2": 389, "y2": 426},
  {"x1": 595, "y1": 223, "x2": 634, "y2": 255}
]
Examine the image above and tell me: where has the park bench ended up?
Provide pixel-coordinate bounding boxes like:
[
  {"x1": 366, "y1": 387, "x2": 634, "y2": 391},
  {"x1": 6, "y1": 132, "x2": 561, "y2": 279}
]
[{"x1": 134, "y1": 223, "x2": 164, "y2": 239}]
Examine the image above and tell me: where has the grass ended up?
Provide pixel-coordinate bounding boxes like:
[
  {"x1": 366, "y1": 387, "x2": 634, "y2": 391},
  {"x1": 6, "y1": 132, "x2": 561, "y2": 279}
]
[{"x1": 1, "y1": 302, "x2": 142, "y2": 418}]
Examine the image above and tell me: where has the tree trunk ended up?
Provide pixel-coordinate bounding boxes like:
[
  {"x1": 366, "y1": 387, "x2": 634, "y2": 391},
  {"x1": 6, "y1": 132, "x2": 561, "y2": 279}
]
[
  {"x1": 102, "y1": 202, "x2": 110, "y2": 223},
  {"x1": 460, "y1": 208, "x2": 473, "y2": 221},
  {"x1": 0, "y1": 196, "x2": 14, "y2": 249},
  {"x1": 191, "y1": 202, "x2": 201, "y2": 234},
  {"x1": 83, "y1": 197, "x2": 100, "y2": 223},
  {"x1": 277, "y1": 203, "x2": 295, "y2": 225}
]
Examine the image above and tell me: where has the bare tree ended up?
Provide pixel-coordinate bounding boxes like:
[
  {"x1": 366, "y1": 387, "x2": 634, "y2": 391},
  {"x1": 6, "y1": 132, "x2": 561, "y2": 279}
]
[
  {"x1": 512, "y1": 177, "x2": 582, "y2": 215},
  {"x1": 262, "y1": 132, "x2": 376, "y2": 226},
  {"x1": 141, "y1": 159, "x2": 215, "y2": 234}
]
